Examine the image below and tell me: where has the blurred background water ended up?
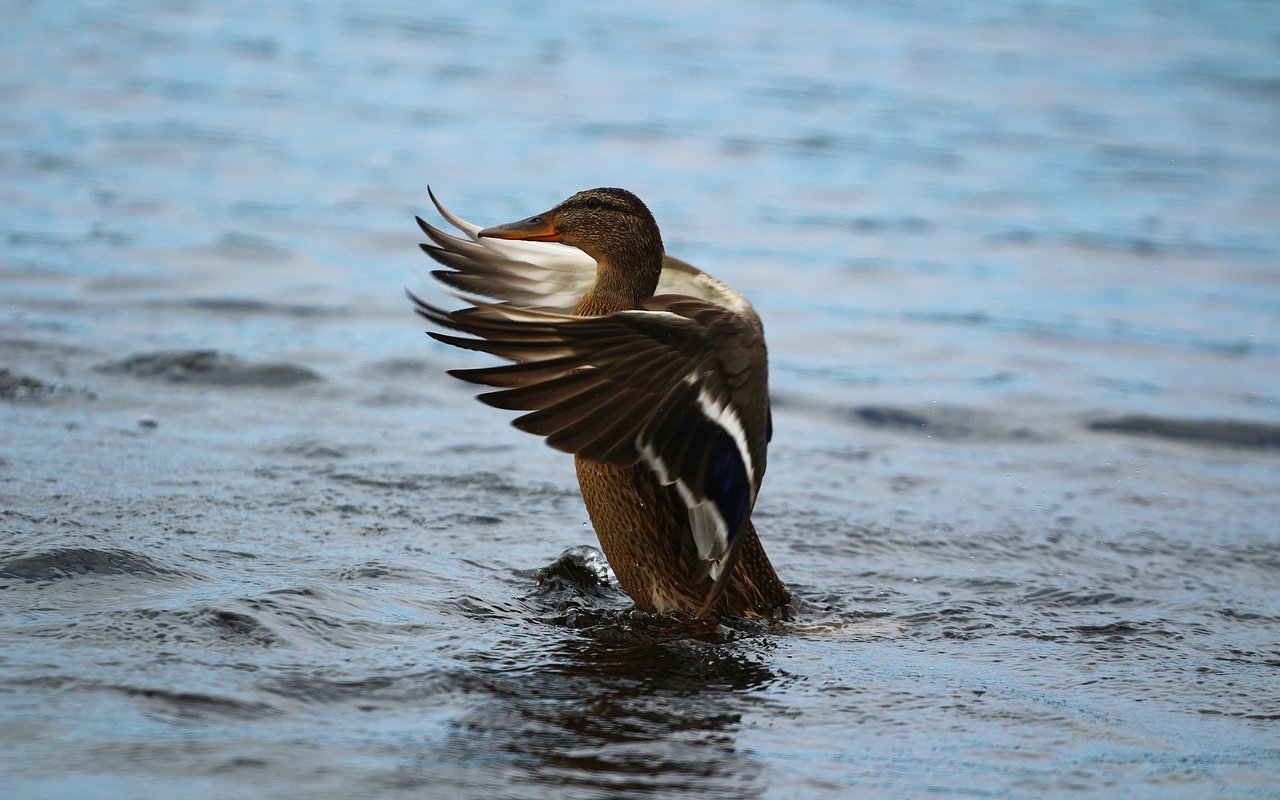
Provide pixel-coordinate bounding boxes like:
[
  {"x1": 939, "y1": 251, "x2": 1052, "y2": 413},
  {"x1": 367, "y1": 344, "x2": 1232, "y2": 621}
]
[{"x1": 3, "y1": 1, "x2": 1280, "y2": 797}]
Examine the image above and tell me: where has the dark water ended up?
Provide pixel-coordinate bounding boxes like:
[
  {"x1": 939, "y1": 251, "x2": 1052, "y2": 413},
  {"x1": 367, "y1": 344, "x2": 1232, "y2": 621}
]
[{"x1": 4, "y1": 1, "x2": 1280, "y2": 797}]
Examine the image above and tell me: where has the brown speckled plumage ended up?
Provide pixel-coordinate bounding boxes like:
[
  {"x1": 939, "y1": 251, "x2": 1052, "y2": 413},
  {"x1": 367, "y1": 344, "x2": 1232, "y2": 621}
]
[{"x1": 575, "y1": 459, "x2": 788, "y2": 616}]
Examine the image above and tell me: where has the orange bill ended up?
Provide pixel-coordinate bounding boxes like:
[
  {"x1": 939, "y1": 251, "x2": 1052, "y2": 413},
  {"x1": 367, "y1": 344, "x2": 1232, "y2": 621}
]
[{"x1": 478, "y1": 212, "x2": 562, "y2": 242}]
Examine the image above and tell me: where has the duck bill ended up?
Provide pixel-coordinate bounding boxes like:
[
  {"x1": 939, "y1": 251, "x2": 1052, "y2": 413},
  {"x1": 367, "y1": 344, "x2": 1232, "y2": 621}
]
[{"x1": 479, "y1": 212, "x2": 562, "y2": 242}]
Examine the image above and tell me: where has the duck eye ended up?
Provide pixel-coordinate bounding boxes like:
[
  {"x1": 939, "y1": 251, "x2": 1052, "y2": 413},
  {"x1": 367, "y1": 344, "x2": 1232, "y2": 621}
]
[{"x1": 584, "y1": 197, "x2": 602, "y2": 210}]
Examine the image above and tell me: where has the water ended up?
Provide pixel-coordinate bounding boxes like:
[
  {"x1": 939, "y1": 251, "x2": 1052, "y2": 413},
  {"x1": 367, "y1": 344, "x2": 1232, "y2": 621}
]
[{"x1": 3, "y1": 1, "x2": 1280, "y2": 797}]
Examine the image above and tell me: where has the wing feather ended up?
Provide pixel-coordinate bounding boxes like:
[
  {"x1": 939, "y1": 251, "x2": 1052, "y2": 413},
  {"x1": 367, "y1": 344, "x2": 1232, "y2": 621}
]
[{"x1": 409, "y1": 289, "x2": 768, "y2": 494}]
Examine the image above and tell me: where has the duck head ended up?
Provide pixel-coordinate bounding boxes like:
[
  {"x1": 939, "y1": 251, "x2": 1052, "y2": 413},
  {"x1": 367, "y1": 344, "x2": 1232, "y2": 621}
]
[{"x1": 479, "y1": 188, "x2": 665, "y2": 310}]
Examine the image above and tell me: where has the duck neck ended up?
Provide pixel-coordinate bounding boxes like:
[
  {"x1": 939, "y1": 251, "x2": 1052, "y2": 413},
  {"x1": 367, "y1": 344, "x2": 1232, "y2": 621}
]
[{"x1": 574, "y1": 247, "x2": 663, "y2": 316}]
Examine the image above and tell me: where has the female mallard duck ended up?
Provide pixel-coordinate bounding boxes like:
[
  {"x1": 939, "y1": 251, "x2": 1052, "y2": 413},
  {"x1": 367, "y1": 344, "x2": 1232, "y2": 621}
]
[{"x1": 408, "y1": 187, "x2": 790, "y2": 619}]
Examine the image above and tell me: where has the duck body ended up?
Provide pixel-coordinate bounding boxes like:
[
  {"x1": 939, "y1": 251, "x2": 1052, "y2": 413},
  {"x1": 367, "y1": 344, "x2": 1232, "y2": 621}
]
[
  {"x1": 577, "y1": 459, "x2": 789, "y2": 615},
  {"x1": 410, "y1": 187, "x2": 790, "y2": 618}
]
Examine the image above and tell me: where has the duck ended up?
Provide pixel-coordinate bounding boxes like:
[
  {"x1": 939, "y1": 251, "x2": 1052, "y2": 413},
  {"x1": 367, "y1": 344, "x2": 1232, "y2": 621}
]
[{"x1": 408, "y1": 187, "x2": 791, "y2": 619}]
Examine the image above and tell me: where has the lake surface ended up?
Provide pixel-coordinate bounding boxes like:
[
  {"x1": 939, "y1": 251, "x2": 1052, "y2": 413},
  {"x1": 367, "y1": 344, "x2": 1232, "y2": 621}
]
[{"x1": 3, "y1": 1, "x2": 1280, "y2": 797}]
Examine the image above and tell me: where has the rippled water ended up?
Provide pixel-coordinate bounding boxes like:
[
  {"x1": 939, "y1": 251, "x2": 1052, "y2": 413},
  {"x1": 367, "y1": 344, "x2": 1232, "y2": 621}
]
[{"x1": 4, "y1": 1, "x2": 1280, "y2": 797}]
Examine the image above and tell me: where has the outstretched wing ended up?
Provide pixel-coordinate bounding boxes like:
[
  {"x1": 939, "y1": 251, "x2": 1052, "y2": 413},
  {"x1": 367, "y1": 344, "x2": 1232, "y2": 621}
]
[
  {"x1": 417, "y1": 188, "x2": 595, "y2": 310},
  {"x1": 407, "y1": 291, "x2": 770, "y2": 582}
]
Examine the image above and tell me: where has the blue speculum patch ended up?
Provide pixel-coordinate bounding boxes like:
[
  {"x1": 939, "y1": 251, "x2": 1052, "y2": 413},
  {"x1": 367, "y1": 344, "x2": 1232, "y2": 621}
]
[{"x1": 704, "y1": 428, "x2": 750, "y2": 544}]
